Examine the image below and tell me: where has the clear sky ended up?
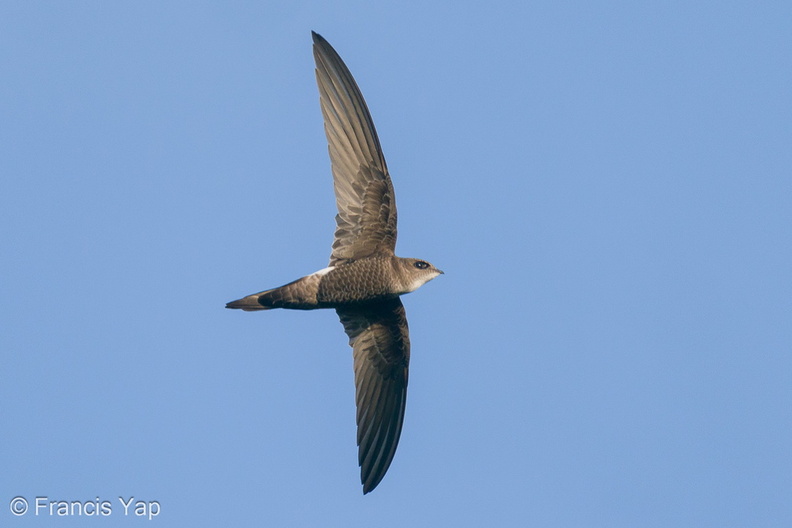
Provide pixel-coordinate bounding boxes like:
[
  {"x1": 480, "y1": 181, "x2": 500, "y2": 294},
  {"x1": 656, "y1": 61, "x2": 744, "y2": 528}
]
[{"x1": 2, "y1": 1, "x2": 791, "y2": 526}]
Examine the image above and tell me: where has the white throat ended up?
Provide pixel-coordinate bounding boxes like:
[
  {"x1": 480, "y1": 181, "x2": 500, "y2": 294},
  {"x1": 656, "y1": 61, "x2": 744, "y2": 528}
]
[{"x1": 404, "y1": 273, "x2": 436, "y2": 293}]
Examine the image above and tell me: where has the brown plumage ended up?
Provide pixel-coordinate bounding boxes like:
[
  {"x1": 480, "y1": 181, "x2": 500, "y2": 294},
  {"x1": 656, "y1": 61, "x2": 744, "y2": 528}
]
[{"x1": 226, "y1": 31, "x2": 442, "y2": 494}]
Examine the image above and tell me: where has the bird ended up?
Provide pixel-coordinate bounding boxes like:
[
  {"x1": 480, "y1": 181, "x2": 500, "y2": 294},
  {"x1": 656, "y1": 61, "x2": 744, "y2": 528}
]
[{"x1": 226, "y1": 31, "x2": 443, "y2": 494}]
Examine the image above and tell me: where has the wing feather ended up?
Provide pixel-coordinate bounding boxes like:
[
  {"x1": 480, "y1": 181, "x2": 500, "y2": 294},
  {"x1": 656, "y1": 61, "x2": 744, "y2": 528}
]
[
  {"x1": 336, "y1": 297, "x2": 409, "y2": 493},
  {"x1": 312, "y1": 32, "x2": 398, "y2": 265}
]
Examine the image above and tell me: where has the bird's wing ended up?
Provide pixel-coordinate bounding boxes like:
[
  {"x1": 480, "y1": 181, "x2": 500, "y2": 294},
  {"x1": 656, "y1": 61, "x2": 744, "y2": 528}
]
[
  {"x1": 336, "y1": 297, "x2": 410, "y2": 493},
  {"x1": 312, "y1": 32, "x2": 398, "y2": 266}
]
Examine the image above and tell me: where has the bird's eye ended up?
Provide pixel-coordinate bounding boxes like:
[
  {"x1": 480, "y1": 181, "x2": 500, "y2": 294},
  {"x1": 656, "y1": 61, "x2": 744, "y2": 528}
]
[{"x1": 414, "y1": 261, "x2": 429, "y2": 270}]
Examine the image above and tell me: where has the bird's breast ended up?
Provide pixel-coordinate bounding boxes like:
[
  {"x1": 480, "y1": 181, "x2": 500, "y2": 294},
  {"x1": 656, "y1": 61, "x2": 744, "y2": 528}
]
[{"x1": 316, "y1": 258, "x2": 400, "y2": 305}]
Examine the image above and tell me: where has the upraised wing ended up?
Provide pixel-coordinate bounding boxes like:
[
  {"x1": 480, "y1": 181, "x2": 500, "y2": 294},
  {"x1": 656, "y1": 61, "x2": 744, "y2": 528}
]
[{"x1": 312, "y1": 32, "x2": 398, "y2": 266}]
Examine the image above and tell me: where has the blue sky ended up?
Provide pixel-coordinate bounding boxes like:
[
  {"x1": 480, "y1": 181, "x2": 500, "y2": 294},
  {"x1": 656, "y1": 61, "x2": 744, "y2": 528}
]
[{"x1": 2, "y1": 1, "x2": 791, "y2": 526}]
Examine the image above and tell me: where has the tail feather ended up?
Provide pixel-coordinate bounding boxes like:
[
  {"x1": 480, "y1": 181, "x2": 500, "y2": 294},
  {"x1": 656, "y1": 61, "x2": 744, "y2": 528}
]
[
  {"x1": 226, "y1": 292, "x2": 273, "y2": 311},
  {"x1": 226, "y1": 274, "x2": 322, "y2": 312}
]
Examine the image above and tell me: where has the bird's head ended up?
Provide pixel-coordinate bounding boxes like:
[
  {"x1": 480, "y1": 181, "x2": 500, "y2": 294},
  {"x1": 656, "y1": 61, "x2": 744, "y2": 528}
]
[{"x1": 397, "y1": 258, "x2": 444, "y2": 293}]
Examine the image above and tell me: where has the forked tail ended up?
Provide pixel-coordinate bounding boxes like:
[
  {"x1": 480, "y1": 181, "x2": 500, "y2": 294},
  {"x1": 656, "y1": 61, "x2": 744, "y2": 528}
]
[
  {"x1": 226, "y1": 275, "x2": 322, "y2": 311},
  {"x1": 225, "y1": 293, "x2": 273, "y2": 311}
]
